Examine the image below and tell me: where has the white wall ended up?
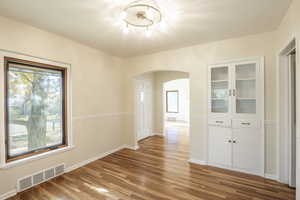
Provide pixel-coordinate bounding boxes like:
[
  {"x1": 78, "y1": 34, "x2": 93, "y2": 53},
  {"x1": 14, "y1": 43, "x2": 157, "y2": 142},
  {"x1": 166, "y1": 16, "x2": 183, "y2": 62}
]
[{"x1": 164, "y1": 79, "x2": 190, "y2": 122}]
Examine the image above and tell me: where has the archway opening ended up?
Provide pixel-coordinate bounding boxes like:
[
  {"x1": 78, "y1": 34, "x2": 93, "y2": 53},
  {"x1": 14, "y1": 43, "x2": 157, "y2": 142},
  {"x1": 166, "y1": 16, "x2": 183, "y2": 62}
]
[
  {"x1": 133, "y1": 70, "x2": 190, "y2": 154},
  {"x1": 163, "y1": 78, "x2": 189, "y2": 141}
]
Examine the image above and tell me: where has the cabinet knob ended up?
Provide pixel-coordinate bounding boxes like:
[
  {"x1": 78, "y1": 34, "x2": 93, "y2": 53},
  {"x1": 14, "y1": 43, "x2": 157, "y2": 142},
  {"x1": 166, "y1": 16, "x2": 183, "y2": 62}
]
[
  {"x1": 228, "y1": 140, "x2": 232, "y2": 143},
  {"x1": 233, "y1": 140, "x2": 236, "y2": 144}
]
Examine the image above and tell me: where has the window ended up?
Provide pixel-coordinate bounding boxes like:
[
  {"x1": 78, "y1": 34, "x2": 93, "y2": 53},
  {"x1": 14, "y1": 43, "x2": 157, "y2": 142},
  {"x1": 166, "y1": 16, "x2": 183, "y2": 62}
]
[
  {"x1": 166, "y1": 90, "x2": 179, "y2": 113},
  {"x1": 4, "y1": 57, "x2": 68, "y2": 162}
]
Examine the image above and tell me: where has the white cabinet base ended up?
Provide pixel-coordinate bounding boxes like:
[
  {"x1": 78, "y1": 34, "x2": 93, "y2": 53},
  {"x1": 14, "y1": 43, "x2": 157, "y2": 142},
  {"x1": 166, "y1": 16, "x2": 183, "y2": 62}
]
[
  {"x1": 232, "y1": 129, "x2": 264, "y2": 176},
  {"x1": 208, "y1": 126, "x2": 232, "y2": 167},
  {"x1": 208, "y1": 126, "x2": 264, "y2": 177}
]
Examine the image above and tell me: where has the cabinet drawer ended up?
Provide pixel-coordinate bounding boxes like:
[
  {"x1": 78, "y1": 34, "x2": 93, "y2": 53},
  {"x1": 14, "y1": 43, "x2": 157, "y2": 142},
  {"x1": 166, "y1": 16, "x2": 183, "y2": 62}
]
[
  {"x1": 208, "y1": 118, "x2": 231, "y2": 127},
  {"x1": 232, "y1": 119, "x2": 260, "y2": 129}
]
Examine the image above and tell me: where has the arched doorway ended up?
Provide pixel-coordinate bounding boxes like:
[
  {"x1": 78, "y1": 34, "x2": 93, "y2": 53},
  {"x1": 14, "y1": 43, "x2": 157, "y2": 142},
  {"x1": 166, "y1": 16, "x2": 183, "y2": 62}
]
[{"x1": 133, "y1": 70, "x2": 190, "y2": 149}]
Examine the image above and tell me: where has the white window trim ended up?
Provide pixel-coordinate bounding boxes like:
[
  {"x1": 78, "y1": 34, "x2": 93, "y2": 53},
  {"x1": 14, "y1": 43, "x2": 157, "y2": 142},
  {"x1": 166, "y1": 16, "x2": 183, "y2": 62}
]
[{"x1": 0, "y1": 50, "x2": 73, "y2": 169}]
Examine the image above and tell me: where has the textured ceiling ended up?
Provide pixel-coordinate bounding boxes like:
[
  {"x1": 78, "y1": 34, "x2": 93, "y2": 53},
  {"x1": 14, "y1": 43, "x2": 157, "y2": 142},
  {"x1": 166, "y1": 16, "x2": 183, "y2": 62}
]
[{"x1": 0, "y1": 0, "x2": 292, "y2": 57}]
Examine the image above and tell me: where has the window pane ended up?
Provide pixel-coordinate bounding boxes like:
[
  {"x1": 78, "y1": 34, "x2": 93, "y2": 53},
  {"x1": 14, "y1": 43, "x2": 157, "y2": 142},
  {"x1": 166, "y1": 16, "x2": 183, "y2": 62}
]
[
  {"x1": 167, "y1": 91, "x2": 178, "y2": 113},
  {"x1": 7, "y1": 63, "x2": 64, "y2": 158}
]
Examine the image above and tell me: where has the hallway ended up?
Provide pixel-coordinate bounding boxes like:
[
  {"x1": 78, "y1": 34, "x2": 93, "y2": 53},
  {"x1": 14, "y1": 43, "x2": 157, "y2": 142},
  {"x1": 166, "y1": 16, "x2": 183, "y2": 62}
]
[{"x1": 10, "y1": 126, "x2": 295, "y2": 200}]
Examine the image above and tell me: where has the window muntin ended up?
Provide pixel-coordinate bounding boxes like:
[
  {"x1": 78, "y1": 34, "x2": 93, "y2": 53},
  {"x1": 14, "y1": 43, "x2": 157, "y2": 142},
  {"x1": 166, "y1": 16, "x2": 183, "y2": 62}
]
[
  {"x1": 5, "y1": 58, "x2": 67, "y2": 161},
  {"x1": 166, "y1": 90, "x2": 179, "y2": 113}
]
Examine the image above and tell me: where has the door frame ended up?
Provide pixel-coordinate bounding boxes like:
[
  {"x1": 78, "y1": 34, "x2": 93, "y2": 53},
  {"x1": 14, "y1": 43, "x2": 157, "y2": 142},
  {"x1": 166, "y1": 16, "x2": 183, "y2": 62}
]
[{"x1": 277, "y1": 37, "x2": 297, "y2": 185}]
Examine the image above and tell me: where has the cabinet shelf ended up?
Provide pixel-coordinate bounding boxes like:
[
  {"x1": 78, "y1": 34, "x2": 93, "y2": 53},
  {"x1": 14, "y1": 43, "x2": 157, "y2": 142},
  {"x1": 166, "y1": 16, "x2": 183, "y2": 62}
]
[
  {"x1": 236, "y1": 78, "x2": 256, "y2": 81},
  {"x1": 212, "y1": 87, "x2": 228, "y2": 89},
  {"x1": 212, "y1": 98, "x2": 227, "y2": 100},
  {"x1": 236, "y1": 98, "x2": 256, "y2": 100},
  {"x1": 211, "y1": 80, "x2": 228, "y2": 83}
]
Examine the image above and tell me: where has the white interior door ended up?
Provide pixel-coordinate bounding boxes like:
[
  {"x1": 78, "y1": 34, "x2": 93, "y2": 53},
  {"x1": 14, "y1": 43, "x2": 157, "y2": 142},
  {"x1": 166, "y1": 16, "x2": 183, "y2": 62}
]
[
  {"x1": 136, "y1": 79, "x2": 153, "y2": 141},
  {"x1": 208, "y1": 126, "x2": 232, "y2": 167}
]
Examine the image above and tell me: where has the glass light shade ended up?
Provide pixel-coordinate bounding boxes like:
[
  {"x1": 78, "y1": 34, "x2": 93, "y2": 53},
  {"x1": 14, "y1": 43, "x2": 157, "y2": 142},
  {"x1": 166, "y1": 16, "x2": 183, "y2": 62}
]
[
  {"x1": 159, "y1": 20, "x2": 167, "y2": 31},
  {"x1": 120, "y1": 11, "x2": 127, "y2": 20},
  {"x1": 145, "y1": 29, "x2": 152, "y2": 37},
  {"x1": 123, "y1": 25, "x2": 129, "y2": 34}
]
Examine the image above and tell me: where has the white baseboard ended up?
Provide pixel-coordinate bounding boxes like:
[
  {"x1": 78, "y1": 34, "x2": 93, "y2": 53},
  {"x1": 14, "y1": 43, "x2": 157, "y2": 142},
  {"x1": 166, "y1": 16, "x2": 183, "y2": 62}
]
[
  {"x1": 189, "y1": 158, "x2": 207, "y2": 165},
  {"x1": 123, "y1": 145, "x2": 139, "y2": 150},
  {"x1": 264, "y1": 173, "x2": 279, "y2": 181},
  {"x1": 0, "y1": 189, "x2": 17, "y2": 200},
  {"x1": 190, "y1": 159, "x2": 269, "y2": 179},
  {"x1": 66, "y1": 145, "x2": 126, "y2": 172}
]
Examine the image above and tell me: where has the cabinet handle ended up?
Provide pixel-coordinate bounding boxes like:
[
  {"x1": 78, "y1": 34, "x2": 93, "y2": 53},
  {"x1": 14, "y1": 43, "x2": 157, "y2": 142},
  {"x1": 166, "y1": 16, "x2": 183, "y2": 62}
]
[
  {"x1": 228, "y1": 89, "x2": 232, "y2": 96},
  {"x1": 233, "y1": 89, "x2": 236, "y2": 96},
  {"x1": 228, "y1": 140, "x2": 232, "y2": 143},
  {"x1": 241, "y1": 122, "x2": 251, "y2": 125},
  {"x1": 215, "y1": 121, "x2": 224, "y2": 124}
]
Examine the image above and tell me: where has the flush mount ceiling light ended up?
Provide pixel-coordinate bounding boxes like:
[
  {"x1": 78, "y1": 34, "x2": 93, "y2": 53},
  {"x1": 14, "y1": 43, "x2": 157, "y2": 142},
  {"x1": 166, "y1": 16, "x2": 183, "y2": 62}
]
[{"x1": 120, "y1": 0, "x2": 165, "y2": 37}]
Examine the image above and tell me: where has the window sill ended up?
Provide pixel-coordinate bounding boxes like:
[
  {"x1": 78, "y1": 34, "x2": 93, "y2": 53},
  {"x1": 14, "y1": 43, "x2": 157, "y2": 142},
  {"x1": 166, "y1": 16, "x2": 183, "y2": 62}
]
[{"x1": 0, "y1": 145, "x2": 74, "y2": 169}]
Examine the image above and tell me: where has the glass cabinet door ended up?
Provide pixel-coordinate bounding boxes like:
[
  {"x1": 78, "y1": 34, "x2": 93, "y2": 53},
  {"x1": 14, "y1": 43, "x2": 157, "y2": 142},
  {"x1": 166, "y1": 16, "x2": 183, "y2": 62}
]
[
  {"x1": 234, "y1": 63, "x2": 256, "y2": 114},
  {"x1": 210, "y1": 66, "x2": 229, "y2": 113}
]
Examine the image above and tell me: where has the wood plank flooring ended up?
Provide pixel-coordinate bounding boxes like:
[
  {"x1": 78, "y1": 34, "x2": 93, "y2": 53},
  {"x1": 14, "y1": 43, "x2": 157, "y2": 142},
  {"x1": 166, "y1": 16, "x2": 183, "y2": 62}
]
[{"x1": 9, "y1": 123, "x2": 295, "y2": 200}]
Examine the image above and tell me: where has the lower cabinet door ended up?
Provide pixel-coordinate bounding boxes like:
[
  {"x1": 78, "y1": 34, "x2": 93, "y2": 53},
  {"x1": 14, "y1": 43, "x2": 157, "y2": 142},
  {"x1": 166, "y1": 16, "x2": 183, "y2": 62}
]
[
  {"x1": 232, "y1": 128, "x2": 263, "y2": 175},
  {"x1": 208, "y1": 126, "x2": 232, "y2": 167}
]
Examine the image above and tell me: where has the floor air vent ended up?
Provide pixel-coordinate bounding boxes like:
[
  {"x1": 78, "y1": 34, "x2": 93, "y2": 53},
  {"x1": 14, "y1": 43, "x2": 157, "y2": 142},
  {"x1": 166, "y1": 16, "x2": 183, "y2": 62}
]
[
  {"x1": 55, "y1": 164, "x2": 65, "y2": 176},
  {"x1": 45, "y1": 168, "x2": 55, "y2": 180},
  {"x1": 18, "y1": 176, "x2": 33, "y2": 192},
  {"x1": 33, "y1": 172, "x2": 44, "y2": 185},
  {"x1": 17, "y1": 163, "x2": 65, "y2": 192}
]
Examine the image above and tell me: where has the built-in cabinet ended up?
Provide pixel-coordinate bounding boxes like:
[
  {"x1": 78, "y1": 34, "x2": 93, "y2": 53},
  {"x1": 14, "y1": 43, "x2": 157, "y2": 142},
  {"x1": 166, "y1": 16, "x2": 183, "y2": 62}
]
[{"x1": 208, "y1": 58, "x2": 264, "y2": 176}]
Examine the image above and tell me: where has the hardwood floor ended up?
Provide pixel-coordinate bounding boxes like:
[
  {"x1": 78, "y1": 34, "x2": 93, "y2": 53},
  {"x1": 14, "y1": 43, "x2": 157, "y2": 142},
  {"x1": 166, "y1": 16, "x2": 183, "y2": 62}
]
[{"x1": 9, "y1": 123, "x2": 295, "y2": 200}]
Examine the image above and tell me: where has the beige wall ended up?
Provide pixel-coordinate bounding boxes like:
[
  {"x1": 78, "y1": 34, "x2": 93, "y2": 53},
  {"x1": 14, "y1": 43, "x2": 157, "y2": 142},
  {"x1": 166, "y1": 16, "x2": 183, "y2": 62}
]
[
  {"x1": 0, "y1": 16, "x2": 127, "y2": 195},
  {"x1": 123, "y1": 31, "x2": 278, "y2": 175}
]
